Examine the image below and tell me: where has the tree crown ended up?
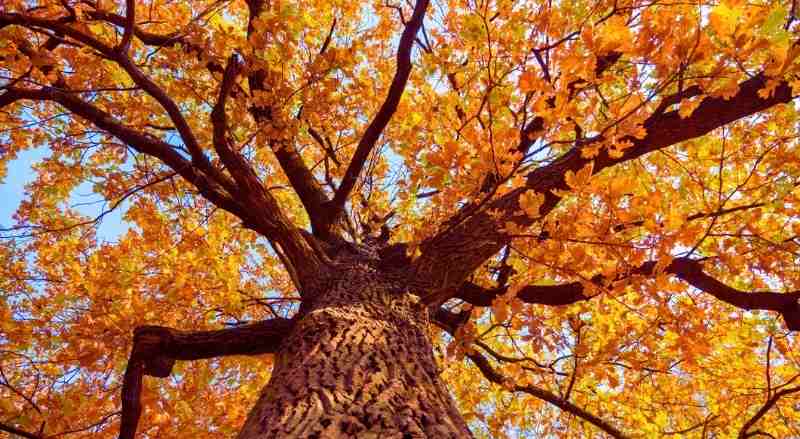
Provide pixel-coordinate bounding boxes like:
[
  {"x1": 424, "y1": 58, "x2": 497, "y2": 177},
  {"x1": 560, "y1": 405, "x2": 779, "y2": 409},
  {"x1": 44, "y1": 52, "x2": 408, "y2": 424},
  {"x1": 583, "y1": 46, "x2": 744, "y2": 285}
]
[{"x1": 2, "y1": 0, "x2": 800, "y2": 437}]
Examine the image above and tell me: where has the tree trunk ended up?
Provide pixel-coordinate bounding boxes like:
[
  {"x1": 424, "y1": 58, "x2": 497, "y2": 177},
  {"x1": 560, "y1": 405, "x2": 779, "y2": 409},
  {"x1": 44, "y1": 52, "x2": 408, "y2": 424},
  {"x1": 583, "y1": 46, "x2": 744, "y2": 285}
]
[{"x1": 237, "y1": 256, "x2": 472, "y2": 438}]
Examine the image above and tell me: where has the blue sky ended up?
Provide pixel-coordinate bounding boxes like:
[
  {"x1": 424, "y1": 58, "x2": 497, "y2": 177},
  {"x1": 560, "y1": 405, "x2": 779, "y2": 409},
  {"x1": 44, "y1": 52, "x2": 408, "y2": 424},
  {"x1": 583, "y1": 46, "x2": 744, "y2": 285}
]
[{"x1": 1, "y1": 147, "x2": 130, "y2": 242}]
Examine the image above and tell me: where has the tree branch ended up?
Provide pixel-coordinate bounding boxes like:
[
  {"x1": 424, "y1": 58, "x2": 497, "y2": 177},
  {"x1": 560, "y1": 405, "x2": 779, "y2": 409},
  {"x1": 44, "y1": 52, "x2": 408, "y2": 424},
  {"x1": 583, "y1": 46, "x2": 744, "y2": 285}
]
[
  {"x1": 0, "y1": 12, "x2": 235, "y2": 194},
  {"x1": 0, "y1": 421, "x2": 40, "y2": 439},
  {"x1": 453, "y1": 257, "x2": 800, "y2": 330},
  {"x1": 517, "y1": 51, "x2": 623, "y2": 156},
  {"x1": 308, "y1": 126, "x2": 340, "y2": 167},
  {"x1": 666, "y1": 258, "x2": 800, "y2": 330},
  {"x1": 117, "y1": 0, "x2": 135, "y2": 53},
  {"x1": 2, "y1": 86, "x2": 326, "y2": 291},
  {"x1": 244, "y1": 5, "x2": 333, "y2": 239},
  {"x1": 206, "y1": 55, "x2": 329, "y2": 282},
  {"x1": 211, "y1": 54, "x2": 258, "y2": 192},
  {"x1": 738, "y1": 385, "x2": 800, "y2": 438},
  {"x1": 118, "y1": 318, "x2": 294, "y2": 439},
  {"x1": 0, "y1": 86, "x2": 243, "y2": 220},
  {"x1": 432, "y1": 309, "x2": 627, "y2": 439},
  {"x1": 454, "y1": 279, "x2": 590, "y2": 307},
  {"x1": 466, "y1": 350, "x2": 627, "y2": 438},
  {"x1": 325, "y1": 0, "x2": 430, "y2": 231},
  {"x1": 414, "y1": 72, "x2": 795, "y2": 303},
  {"x1": 81, "y1": 5, "x2": 229, "y2": 78}
]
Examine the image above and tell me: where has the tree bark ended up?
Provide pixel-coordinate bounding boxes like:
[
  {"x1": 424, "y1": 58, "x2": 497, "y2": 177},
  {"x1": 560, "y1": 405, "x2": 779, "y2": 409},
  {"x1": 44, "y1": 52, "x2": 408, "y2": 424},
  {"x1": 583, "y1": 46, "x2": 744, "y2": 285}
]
[{"x1": 237, "y1": 256, "x2": 472, "y2": 438}]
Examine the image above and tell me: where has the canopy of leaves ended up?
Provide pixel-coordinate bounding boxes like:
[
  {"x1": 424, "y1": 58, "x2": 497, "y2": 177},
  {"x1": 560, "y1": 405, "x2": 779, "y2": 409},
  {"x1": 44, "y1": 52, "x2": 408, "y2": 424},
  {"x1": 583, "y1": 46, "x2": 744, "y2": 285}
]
[{"x1": 3, "y1": 0, "x2": 800, "y2": 437}]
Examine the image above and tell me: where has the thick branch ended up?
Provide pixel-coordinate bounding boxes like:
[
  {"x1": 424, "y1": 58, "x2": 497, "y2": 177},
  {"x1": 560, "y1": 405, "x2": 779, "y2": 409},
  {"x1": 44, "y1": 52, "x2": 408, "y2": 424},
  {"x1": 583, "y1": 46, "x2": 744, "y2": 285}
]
[
  {"x1": 0, "y1": 87, "x2": 243, "y2": 219},
  {"x1": 665, "y1": 258, "x2": 800, "y2": 330},
  {"x1": 133, "y1": 318, "x2": 294, "y2": 368},
  {"x1": 455, "y1": 280, "x2": 589, "y2": 307},
  {"x1": 414, "y1": 72, "x2": 795, "y2": 302},
  {"x1": 269, "y1": 138, "x2": 333, "y2": 237},
  {"x1": 325, "y1": 0, "x2": 430, "y2": 231},
  {"x1": 244, "y1": 7, "x2": 333, "y2": 239},
  {"x1": 211, "y1": 54, "x2": 261, "y2": 193},
  {"x1": 2, "y1": 86, "x2": 325, "y2": 290},
  {"x1": 0, "y1": 12, "x2": 235, "y2": 193},
  {"x1": 587, "y1": 74, "x2": 791, "y2": 174},
  {"x1": 453, "y1": 257, "x2": 800, "y2": 330},
  {"x1": 118, "y1": 318, "x2": 294, "y2": 439}
]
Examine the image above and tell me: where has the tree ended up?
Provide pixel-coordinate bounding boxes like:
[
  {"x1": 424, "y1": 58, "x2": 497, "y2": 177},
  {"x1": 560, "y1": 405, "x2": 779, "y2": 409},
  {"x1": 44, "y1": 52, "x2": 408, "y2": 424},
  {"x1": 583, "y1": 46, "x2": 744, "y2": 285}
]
[{"x1": 3, "y1": 0, "x2": 800, "y2": 436}]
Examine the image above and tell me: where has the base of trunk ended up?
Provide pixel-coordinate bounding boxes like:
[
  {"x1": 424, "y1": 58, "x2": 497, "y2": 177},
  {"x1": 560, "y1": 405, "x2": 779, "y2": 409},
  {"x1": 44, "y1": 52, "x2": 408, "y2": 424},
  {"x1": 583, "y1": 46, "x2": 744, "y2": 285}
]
[{"x1": 237, "y1": 260, "x2": 472, "y2": 438}]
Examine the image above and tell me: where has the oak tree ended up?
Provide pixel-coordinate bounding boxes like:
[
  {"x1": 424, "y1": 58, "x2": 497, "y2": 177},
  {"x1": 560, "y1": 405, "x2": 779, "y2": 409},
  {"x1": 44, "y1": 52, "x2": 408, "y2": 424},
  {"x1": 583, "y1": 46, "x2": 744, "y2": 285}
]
[{"x1": 3, "y1": 0, "x2": 800, "y2": 437}]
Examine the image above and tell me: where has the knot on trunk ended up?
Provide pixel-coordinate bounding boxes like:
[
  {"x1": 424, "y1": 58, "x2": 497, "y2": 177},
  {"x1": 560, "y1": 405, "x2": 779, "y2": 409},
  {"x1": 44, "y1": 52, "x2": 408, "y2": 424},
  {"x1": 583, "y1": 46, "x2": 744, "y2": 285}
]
[{"x1": 132, "y1": 325, "x2": 176, "y2": 377}]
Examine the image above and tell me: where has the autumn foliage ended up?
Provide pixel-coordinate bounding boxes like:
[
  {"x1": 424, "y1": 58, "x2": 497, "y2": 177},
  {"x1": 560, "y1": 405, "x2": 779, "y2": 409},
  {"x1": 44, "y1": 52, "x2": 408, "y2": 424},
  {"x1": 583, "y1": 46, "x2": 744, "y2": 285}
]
[{"x1": 3, "y1": 0, "x2": 800, "y2": 437}]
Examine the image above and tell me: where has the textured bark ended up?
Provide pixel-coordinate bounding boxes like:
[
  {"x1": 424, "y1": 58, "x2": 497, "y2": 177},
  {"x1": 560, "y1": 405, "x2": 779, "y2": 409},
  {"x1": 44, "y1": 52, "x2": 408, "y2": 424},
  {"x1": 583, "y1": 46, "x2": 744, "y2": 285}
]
[{"x1": 238, "y1": 254, "x2": 472, "y2": 438}]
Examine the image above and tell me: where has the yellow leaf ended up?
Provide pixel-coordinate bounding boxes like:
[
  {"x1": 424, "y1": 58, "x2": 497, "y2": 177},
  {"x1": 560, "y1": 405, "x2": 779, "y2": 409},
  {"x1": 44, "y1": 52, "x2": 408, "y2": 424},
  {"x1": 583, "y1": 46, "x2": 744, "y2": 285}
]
[
  {"x1": 596, "y1": 15, "x2": 633, "y2": 53},
  {"x1": 520, "y1": 191, "x2": 545, "y2": 218},
  {"x1": 565, "y1": 162, "x2": 594, "y2": 189},
  {"x1": 518, "y1": 71, "x2": 541, "y2": 93},
  {"x1": 709, "y1": 1, "x2": 743, "y2": 37},
  {"x1": 607, "y1": 372, "x2": 619, "y2": 388},
  {"x1": 678, "y1": 97, "x2": 702, "y2": 119},
  {"x1": 631, "y1": 125, "x2": 647, "y2": 139},
  {"x1": 758, "y1": 79, "x2": 781, "y2": 99},
  {"x1": 581, "y1": 143, "x2": 602, "y2": 158}
]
